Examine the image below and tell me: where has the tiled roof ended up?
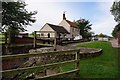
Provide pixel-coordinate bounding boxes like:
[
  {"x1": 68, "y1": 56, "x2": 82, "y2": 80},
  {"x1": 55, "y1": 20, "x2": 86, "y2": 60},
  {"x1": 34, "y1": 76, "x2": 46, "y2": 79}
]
[
  {"x1": 47, "y1": 23, "x2": 70, "y2": 34},
  {"x1": 65, "y1": 20, "x2": 79, "y2": 29}
]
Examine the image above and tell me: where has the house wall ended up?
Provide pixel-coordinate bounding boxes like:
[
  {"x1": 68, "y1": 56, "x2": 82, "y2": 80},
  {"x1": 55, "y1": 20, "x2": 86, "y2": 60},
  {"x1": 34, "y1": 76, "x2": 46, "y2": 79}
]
[
  {"x1": 59, "y1": 20, "x2": 80, "y2": 39},
  {"x1": 70, "y1": 27, "x2": 80, "y2": 38},
  {"x1": 40, "y1": 24, "x2": 55, "y2": 38},
  {"x1": 59, "y1": 20, "x2": 71, "y2": 39},
  {"x1": 59, "y1": 20, "x2": 70, "y2": 32},
  {"x1": 97, "y1": 37, "x2": 109, "y2": 41}
]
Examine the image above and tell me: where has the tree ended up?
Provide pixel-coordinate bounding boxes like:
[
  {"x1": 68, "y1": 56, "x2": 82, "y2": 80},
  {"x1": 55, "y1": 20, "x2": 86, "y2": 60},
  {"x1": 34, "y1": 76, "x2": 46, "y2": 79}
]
[
  {"x1": 110, "y1": 1, "x2": 120, "y2": 38},
  {"x1": 74, "y1": 18, "x2": 92, "y2": 40},
  {"x1": 97, "y1": 33, "x2": 107, "y2": 37},
  {"x1": 112, "y1": 23, "x2": 120, "y2": 38},
  {"x1": 110, "y1": 1, "x2": 120, "y2": 23},
  {"x1": 2, "y1": 1, "x2": 37, "y2": 43}
]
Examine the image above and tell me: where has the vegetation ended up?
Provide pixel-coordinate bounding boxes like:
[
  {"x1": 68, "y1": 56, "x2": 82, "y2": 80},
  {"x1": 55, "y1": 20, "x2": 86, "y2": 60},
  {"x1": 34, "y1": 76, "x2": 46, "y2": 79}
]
[
  {"x1": 110, "y1": 1, "x2": 120, "y2": 23},
  {"x1": 0, "y1": 34, "x2": 5, "y2": 44},
  {"x1": 60, "y1": 41, "x2": 119, "y2": 78},
  {"x1": 97, "y1": 33, "x2": 107, "y2": 37},
  {"x1": 111, "y1": 1, "x2": 120, "y2": 38},
  {"x1": 112, "y1": 23, "x2": 120, "y2": 38},
  {"x1": 28, "y1": 34, "x2": 34, "y2": 38},
  {"x1": 77, "y1": 41, "x2": 119, "y2": 78},
  {"x1": 74, "y1": 18, "x2": 93, "y2": 40},
  {"x1": 2, "y1": 1, "x2": 37, "y2": 43},
  {"x1": 0, "y1": 33, "x2": 5, "y2": 38}
]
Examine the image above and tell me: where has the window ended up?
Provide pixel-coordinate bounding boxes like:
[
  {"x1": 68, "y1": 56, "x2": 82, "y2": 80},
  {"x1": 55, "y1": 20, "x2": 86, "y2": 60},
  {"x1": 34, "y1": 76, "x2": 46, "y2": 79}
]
[
  {"x1": 41, "y1": 33, "x2": 44, "y2": 36},
  {"x1": 72, "y1": 28, "x2": 74, "y2": 32},
  {"x1": 73, "y1": 28, "x2": 76, "y2": 32}
]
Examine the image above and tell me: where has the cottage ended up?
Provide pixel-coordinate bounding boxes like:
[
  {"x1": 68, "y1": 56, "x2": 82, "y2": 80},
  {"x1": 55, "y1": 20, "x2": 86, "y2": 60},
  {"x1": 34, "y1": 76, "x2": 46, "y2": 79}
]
[
  {"x1": 40, "y1": 13, "x2": 81, "y2": 40},
  {"x1": 59, "y1": 12, "x2": 81, "y2": 40},
  {"x1": 40, "y1": 23, "x2": 69, "y2": 40}
]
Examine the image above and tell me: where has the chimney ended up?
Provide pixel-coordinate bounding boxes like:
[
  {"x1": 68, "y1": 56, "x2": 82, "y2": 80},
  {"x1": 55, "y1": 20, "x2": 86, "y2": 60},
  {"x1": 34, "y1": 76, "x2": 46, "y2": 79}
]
[{"x1": 63, "y1": 11, "x2": 66, "y2": 20}]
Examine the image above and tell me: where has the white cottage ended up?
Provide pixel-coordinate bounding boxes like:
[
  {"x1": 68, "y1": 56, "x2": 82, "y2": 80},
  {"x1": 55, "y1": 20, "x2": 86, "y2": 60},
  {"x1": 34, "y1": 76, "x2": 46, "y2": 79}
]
[
  {"x1": 40, "y1": 13, "x2": 81, "y2": 40},
  {"x1": 59, "y1": 13, "x2": 81, "y2": 40},
  {"x1": 40, "y1": 23, "x2": 69, "y2": 40}
]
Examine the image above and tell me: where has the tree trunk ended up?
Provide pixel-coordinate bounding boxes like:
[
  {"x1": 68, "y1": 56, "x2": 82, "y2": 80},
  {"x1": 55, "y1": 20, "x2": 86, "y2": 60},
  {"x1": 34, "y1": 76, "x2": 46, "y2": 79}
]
[{"x1": 8, "y1": 31, "x2": 15, "y2": 44}]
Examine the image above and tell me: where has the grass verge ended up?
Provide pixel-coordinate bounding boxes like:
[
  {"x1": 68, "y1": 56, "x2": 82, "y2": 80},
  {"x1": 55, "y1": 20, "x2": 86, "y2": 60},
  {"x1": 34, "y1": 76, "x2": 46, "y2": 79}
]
[{"x1": 77, "y1": 41, "x2": 119, "y2": 78}]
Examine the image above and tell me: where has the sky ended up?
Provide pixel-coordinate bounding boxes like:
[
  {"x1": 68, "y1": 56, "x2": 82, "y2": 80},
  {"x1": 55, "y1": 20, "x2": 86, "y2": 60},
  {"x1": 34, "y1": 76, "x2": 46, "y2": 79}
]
[{"x1": 24, "y1": 0, "x2": 117, "y2": 36}]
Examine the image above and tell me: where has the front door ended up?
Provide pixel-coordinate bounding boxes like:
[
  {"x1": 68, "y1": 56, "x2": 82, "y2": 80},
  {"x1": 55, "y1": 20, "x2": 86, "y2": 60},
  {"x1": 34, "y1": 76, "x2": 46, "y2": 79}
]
[{"x1": 48, "y1": 33, "x2": 50, "y2": 44}]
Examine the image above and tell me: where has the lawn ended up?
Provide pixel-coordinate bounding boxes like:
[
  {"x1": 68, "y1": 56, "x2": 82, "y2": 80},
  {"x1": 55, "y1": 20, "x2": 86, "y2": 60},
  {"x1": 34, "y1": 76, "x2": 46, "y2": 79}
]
[
  {"x1": 0, "y1": 34, "x2": 5, "y2": 44},
  {"x1": 28, "y1": 34, "x2": 34, "y2": 38},
  {"x1": 77, "y1": 41, "x2": 119, "y2": 78},
  {"x1": 61, "y1": 41, "x2": 119, "y2": 78},
  {"x1": 0, "y1": 34, "x2": 5, "y2": 38}
]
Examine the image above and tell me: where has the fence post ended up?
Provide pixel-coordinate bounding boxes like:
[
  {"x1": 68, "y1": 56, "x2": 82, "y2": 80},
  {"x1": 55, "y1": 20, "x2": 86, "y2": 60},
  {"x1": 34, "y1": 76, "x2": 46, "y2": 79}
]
[
  {"x1": 33, "y1": 31, "x2": 36, "y2": 48},
  {"x1": 4, "y1": 32, "x2": 7, "y2": 44},
  {"x1": 54, "y1": 32, "x2": 57, "y2": 51},
  {"x1": 75, "y1": 49, "x2": 80, "y2": 78}
]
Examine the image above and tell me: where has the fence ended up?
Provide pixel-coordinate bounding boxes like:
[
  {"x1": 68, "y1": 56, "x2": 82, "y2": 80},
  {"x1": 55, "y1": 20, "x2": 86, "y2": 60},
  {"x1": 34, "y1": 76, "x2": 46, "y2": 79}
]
[
  {"x1": 34, "y1": 31, "x2": 57, "y2": 50},
  {"x1": 1, "y1": 49, "x2": 80, "y2": 79}
]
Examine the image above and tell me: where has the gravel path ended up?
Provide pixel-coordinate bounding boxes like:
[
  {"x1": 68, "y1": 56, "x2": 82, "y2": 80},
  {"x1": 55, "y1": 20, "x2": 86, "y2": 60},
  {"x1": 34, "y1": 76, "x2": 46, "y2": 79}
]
[{"x1": 30, "y1": 42, "x2": 100, "y2": 53}]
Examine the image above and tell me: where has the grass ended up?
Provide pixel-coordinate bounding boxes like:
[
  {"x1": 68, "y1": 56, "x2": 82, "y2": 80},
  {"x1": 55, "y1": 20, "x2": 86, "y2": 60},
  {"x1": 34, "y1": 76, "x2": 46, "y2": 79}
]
[
  {"x1": 0, "y1": 34, "x2": 5, "y2": 38},
  {"x1": 77, "y1": 41, "x2": 119, "y2": 78},
  {"x1": 61, "y1": 41, "x2": 119, "y2": 78},
  {"x1": 0, "y1": 34, "x2": 5, "y2": 44},
  {"x1": 28, "y1": 34, "x2": 34, "y2": 38}
]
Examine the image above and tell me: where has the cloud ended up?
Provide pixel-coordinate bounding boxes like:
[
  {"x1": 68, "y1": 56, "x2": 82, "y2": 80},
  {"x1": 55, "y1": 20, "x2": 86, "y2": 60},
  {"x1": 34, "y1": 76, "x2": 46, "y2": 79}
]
[
  {"x1": 92, "y1": 17, "x2": 116, "y2": 36},
  {"x1": 25, "y1": 1, "x2": 78, "y2": 33},
  {"x1": 25, "y1": 0, "x2": 115, "y2": 2},
  {"x1": 25, "y1": 1, "x2": 66, "y2": 33},
  {"x1": 24, "y1": 1, "x2": 117, "y2": 36},
  {"x1": 91, "y1": 2, "x2": 117, "y2": 36}
]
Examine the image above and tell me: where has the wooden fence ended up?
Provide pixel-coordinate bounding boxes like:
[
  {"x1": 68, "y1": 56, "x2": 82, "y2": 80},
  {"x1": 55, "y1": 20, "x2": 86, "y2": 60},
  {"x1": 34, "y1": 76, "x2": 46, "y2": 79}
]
[
  {"x1": 1, "y1": 49, "x2": 80, "y2": 79},
  {"x1": 34, "y1": 31, "x2": 57, "y2": 50}
]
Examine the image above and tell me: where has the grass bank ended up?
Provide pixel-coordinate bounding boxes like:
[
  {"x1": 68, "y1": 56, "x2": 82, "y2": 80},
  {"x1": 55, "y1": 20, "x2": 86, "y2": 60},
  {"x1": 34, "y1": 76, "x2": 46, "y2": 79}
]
[{"x1": 77, "y1": 41, "x2": 119, "y2": 78}]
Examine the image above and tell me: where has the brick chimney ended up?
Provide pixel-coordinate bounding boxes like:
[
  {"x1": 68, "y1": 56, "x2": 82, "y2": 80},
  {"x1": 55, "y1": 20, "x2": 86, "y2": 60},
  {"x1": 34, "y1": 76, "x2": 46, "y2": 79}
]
[{"x1": 63, "y1": 11, "x2": 66, "y2": 20}]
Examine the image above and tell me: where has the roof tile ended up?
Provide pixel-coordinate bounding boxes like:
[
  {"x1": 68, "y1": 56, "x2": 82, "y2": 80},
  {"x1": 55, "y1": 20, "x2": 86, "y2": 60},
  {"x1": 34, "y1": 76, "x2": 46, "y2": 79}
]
[
  {"x1": 65, "y1": 20, "x2": 79, "y2": 28},
  {"x1": 47, "y1": 23, "x2": 70, "y2": 34}
]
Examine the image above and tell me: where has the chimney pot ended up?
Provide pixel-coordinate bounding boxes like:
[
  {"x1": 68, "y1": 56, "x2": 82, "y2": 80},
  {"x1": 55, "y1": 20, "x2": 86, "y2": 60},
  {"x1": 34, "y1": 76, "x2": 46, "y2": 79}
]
[{"x1": 63, "y1": 12, "x2": 66, "y2": 20}]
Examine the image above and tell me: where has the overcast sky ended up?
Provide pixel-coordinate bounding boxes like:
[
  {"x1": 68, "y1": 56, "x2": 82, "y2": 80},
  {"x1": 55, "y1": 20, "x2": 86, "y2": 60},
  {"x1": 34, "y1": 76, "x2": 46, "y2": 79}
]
[{"x1": 24, "y1": 0, "x2": 117, "y2": 36}]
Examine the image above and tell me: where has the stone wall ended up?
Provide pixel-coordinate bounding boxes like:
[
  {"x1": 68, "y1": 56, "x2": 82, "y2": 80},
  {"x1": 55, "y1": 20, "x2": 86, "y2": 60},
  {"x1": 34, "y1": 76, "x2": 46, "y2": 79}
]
[{"x1": 29, "y1": 47, "x2": 102, "y2": 64}]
